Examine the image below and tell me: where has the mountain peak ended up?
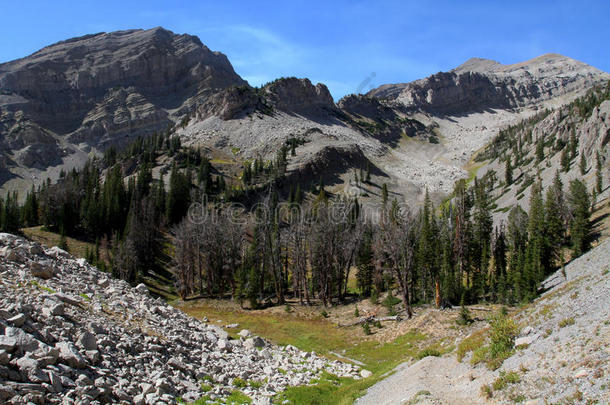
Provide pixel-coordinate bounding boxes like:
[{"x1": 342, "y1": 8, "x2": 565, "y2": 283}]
[{"x1": 452, "y1": 57, "x2": 502, "y2": 73}]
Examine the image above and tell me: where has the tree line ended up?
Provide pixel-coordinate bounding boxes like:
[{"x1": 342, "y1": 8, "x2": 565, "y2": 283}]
[{"x1": 172, "y1": 168, "x2": 595, "y2": 314}]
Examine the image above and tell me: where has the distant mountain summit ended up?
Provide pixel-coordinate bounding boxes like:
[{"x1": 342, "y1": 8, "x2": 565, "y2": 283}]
[{"x1": 367, "y1": 53, "x2": 609, "y2": 114}]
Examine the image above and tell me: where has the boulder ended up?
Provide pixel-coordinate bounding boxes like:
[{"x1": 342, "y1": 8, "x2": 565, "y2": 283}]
[
  {"x1": 0, "y1": 247, "x2": 23, "y2": 262},
  {"x1": 42, "y1": 302, "x2": 65, "y2": 317},
  {"x1": 0, "y1": 350, "x2": 9, "y2": 365},
  {"x1": 135, "y1": 283, "x2": 148, "y2": 294},
  {"x1": 55, "y1": 342, "x2": 87, "y2": 369},
  {"x1": 97, "y1": 278, "x2": 110, "y2": 288},
  {"x1": 238, "y1": 329, "x2": 251, "y2": 338},
  {"x1": 29, "y1": 261, "x2": 54, "y2": 279},
  {"x1": 16, "y1": 355, "x2": 40, "y2": 373},
  {"x1": 217, "y1": 339, "x2": 232, "y2": 352},
  {"x1": 77, "y1": 331, "x2": 97, "y2": 351},
  {"x1": 360, "y1": 369, "x2": 372, "y2": 378},
  {"x1": 7, "y1": 313, "x2": 26, "y2": 327},
  {"x1": 244, "y1": 337, "x2": 266, "y2": 349},
  {"x1": 3, "y1": 327, "x2": 42, "y2": 354},
  {"x1": 515, "y1": 333, "x2": 540, "y2": 347}
]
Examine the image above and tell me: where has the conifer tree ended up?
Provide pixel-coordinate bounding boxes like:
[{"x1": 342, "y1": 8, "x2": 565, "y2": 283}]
[
  {"x1": 505, "y1": 157, "x2": 513, "y2": 186},
  {"x1": 568, "y1": 179, "x2": 591, "y2": 256},
  {"x1": 536, "y1": 138, "x2": 544, "y2": 163},
  {"x1": 560, "y1": 148, "x2": 570, "y2": 172},
  {"x1": 544, "y1": 171, "x2": 566, "y2": 270},
  {"x1": 381, "y1": 183, "x2": 388, "y2": 206},
  {"x1": 525, "y1": 180, "x2": 545, "y2": 295},
  {"x1": 595, "y1": 151, "x2": 603, "y2": 194},
  {"x1": 579, "y1": 154, "x2": 587, "y2": 175}
]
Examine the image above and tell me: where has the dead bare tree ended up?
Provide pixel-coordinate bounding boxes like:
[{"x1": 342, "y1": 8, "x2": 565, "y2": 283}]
[{"x1": 374, "y1": 202, "x2": 416, "y2": 318}]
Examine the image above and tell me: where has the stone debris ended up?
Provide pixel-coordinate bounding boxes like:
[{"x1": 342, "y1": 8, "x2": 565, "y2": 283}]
[{"x1": 0, "y1": 233, "x2": 360, "y2": 404}]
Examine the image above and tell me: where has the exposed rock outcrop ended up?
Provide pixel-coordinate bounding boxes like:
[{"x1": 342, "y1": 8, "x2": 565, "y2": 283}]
[{"x1": 262, "y1": 77, "x2": 335, "y2": 113}]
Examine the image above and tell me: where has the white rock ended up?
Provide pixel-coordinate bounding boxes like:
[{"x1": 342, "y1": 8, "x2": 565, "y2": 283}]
[
  {"x1": 238, "y1": 329, "x2": 252, "y2": 338},
  {"x1": 135, "y1": 283, "x2": 148, "y2": 294},
  {"x1": 515, "y1": 333, "x2": 540, "y2": 347},
  {"x1": 574, "y1": 369, "x2": 588, "y2": 378},
  {"x1": 7, "y1": 313, "x2": 26, "y2": 327},
  {"x1": 360, "y1": 369, "x2": 372, "y2": 378}
]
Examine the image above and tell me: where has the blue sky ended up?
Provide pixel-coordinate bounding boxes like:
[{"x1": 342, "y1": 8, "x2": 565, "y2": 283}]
[{"x1": 1, "y1": 1, "x2": 608, "y2": 99}]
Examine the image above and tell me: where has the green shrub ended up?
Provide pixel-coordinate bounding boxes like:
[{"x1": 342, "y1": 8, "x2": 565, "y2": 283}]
[
  {"x1": 492, "y1": 370, "x2": 520, "y2": 390},
  {"x1": 559, "y1": 317, "x2": 575, "y2": 328},
  {"x1": 370, "y1": 288, "x2": 379, "y2": 304},
  {"x1": 480, "y1": 384, "x2": 493, "y2": 399},
  {"x1": 382, "y1": 292, "x2": 401, "y2": 315},
  {"x1": 320, "y1": 310, "x2": 329, "y2": 318},
  {"x1": 362, "y1": 322, "x2": 371, "y2": 335},
  {"x1": 233, "y1": 377, "x2": 247, "y2": 388},
  {"x1": 489, "y1": 312, "x2": 518, "y2": 358},
  {"x1": 354, "y1": 307, "x2": 359, "y2": 318},
  {"x1": 416, "y1": 348, "x2": 441, "y2": 359},
  {"x1": 457, "y1": 294, "x2": 473, "y2": 325}
]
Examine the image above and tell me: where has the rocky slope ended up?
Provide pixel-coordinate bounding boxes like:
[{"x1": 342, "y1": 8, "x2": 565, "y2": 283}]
[{"x1": 0, "y1": 233, "x2": 362, "y2": 404}]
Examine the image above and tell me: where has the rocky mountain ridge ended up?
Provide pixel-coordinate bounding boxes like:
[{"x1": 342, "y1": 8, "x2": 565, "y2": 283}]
[
  {"x1": 367, "y1": 53, "x2": 609, "y2": 115},
  {"x1": 0, "y1": 233, "x2": 362, "y2": 404}
]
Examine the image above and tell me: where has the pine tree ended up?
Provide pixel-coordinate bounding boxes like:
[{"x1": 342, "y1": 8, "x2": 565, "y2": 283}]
[
  {"x1": 58, "y1": 226, "x2": 69, "y2": 252},
  {"x1": 536, "y1": 138, "x2": 544, "y2": 163},
  {"x1": 568, "y1": 179, "x2": 591, "y2": 257},
  {"x1": 560, "y1": 148, "x2": 570, "y2": 172},
  {"x1": 525, "y1": 180, "x2": 545, "y2": 297},
  {"x1": 595, "y1": 151, "x2": 603, "y2": 194},
  {"x1": 579, "y1": 154, "x2": 587, "y2": 175},
  {"x1": 366, "y1": 161, "x2": 371, "y2": 183},
  {"x1": 472, "y1": 179, "x2": 493, "y2": 299},
  {"x1": 381, "y1": 183, "x2": 388, "y2": 206},
  {"x1": 544, "y1": 171, "x2": 566, "y2": 271},
  {"x1": 505, "y1": 157, "x2": 513, "y2": 186}
]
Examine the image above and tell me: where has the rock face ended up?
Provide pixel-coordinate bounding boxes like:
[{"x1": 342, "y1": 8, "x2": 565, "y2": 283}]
[
  {"x1": 0, "y1": 233, "x2": 360, "y2": 404},
  {"x1": 0, "y1": 27, "x2": 246, "y2": 186},
  {"x1": 262, "y1": 77, "x2": 335, "y2": 113},
  {"x1": 368, "y1": 54, "x2": 610, "y2": 115}
]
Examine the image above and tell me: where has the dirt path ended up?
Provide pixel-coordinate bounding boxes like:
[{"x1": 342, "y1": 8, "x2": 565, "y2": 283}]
[{"x1": 355, "y1": 356, "x2": 493, "y2": 405}]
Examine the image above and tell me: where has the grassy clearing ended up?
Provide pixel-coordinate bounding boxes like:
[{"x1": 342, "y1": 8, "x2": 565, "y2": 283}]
[
  {"x1": 21, "y1": 226, "x2": 99, "y2": 260},
  {"x1": 178, "y1": 300, "x2": 428, "y2": 404}
]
